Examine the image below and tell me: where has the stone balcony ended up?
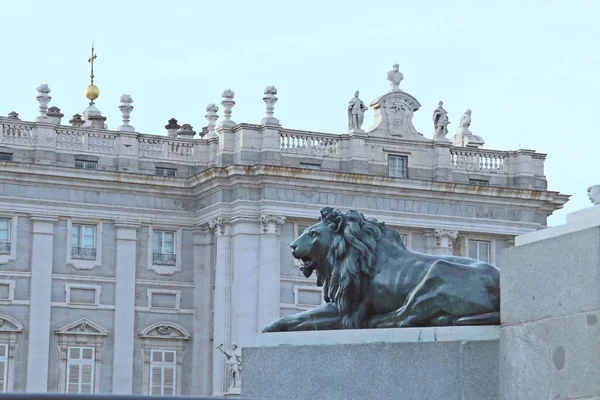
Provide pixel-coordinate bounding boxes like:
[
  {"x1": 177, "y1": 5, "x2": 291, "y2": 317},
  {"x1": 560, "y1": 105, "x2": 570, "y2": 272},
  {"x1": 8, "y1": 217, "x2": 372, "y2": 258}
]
[{"x1": 0, "y1": 117, "x2": 547, "y2": 190}]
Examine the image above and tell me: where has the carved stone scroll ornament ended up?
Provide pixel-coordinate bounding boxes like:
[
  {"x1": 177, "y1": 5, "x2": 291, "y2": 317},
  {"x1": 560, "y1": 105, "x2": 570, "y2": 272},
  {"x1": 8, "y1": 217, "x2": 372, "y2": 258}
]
[{"x1": 260, "y1": 215, "x2": 286, "y2": 234}]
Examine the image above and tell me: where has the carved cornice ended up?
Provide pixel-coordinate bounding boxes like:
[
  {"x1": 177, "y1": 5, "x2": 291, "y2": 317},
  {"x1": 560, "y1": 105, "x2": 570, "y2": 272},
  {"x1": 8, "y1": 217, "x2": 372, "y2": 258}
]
[
  {"x1": 260, "y1": 214, "x2": 286, "y2": 234},
  {"x1": 209, "y1": 217, "x2": 230, "y2": 236}
]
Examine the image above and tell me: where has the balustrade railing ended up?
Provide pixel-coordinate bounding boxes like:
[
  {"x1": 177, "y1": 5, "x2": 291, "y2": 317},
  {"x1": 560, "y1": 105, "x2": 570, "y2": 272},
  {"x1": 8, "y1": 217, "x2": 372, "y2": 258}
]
[
  {"x1": 280, "y1": 132, "x2": 339, "y2": 155},
  {"x1": 1, "y1": 121, "x2": 33, "y2": 146},
  {"x1": 56, "y1": 129, "x2": 118, "y2": 154},
  {"x1": 138, "y1": 137, "x2": 194, "y2": 161},
  {"x1": 450, "y1": 148, "x2": 507, "y2": 173}
]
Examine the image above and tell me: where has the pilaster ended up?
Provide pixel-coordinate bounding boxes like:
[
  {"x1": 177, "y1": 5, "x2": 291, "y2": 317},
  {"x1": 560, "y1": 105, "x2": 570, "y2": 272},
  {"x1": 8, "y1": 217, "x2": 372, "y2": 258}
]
[
  {"x1": 111, "y1": 223, "x2": 139, "y2": 394},
  {"x1": 25, "y1": 216, "x2": 57, "y2": 393},
  {"x1": 209, "y1": 217, "x2": 232, "y2": 396},
  {"x1": 257, "y1": 215, "x2": 286, "y2": 331},
  {"x1": 191, "y1": 227, "x2": 214, "y2": 396},
  {"x1": 425, "y1": 229, "x2": 459, "y2": 256}
]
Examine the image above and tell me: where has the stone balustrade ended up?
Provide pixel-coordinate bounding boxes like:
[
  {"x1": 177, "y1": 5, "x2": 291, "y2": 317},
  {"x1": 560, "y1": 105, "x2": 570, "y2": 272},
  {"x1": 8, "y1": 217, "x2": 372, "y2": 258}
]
[
  {"x1": 280, "y1": 130, "x2": 340, "y2": 155},
  {"x1": 450, "y1": 148, "x2": 508, "y2": 174},
  {"x1": 0, "y1": 117, "x2": 547, "y2": 189}
]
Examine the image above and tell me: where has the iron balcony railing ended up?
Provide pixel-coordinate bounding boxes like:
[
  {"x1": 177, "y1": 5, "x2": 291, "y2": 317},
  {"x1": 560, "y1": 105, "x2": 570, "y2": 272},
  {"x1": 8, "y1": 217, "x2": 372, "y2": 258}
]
[
  {"x1": 153, "y1": 252, "x2": 177, "y2": 266},
  {"x1": 71, "y1": 247, "x2": 97, "y2": 261},
  {"x1": 0, "y1": 241, "x2": 10, "y2": 255}
]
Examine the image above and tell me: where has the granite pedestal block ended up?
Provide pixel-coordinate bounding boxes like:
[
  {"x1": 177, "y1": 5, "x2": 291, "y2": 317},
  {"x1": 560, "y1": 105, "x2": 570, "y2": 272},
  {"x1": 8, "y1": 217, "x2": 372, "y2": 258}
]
[
  {"x1": 500, "y1": 224, "x2": 600, "y2": 400},
  {"x1": 243, "y1": 326, "x2": 500, "y2": 400}
]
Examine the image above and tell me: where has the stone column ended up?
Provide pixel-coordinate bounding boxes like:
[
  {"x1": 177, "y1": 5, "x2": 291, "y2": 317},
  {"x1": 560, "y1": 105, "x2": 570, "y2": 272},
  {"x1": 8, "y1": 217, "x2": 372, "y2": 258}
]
[
  {"x1": 26, "y1": 216, "x2": 56, "y2": 392},
  {"x1": 257, "y1": 215, "x2": 285, "y2": 331},
  {"x1": 111, "y1": 223, "x2": 139, "y2": 394},
  {"x1": 425, "y1": 229, "x2": 458, "y2": 256},
  {"x1": 191, "y1": 227, "x2": 214, "y2": 396},
  {"x1": 209, "y1": 217, "x2": 232, "y2": 396}
]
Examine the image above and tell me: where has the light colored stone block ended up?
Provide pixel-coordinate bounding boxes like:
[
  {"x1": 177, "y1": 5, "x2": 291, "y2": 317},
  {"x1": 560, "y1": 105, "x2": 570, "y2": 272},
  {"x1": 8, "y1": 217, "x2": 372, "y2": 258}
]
[
  {"x1": 500, "y1": 226, "x2": 600, "y2": 325},
  {"x1": 244, "y1": 327, "x2": 500, "y2": 400}
]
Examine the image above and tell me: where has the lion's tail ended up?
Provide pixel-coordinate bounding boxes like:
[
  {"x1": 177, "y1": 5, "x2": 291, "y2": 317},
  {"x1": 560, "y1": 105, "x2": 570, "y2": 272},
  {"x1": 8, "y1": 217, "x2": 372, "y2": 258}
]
[{"x1": 454, "y1": 312, "x2": 500, "y2": 326}]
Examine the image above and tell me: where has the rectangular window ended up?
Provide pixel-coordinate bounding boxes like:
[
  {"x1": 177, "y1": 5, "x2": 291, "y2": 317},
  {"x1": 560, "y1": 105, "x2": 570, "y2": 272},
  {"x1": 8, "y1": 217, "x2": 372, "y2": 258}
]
[
  {"x1": 75, "y1": 160, "x2": 98, "y2": 170},
  {"x1": 399, "y1": 234, "x2": 407, "y2": 246},
  {"x1": 469, "y1": 179, "x2": 490, "y2": 186},
  {"x1": 156, "y1": 168, "x2": 177, "y2": 177},
  {"x1": 150, "y1": 350, "x2": 176, "y2": 396},
  {"x1": 388, "y1": 155, "x2": 408, "y2": 178},
  {"x1": 0, "y1": 219, "x2": 10, "y2": 256},
  {"x1": 0, "y1": 153, "x2": 12, "y2": 161},
  {"x1": 69, "y1": 288, "x2": 97, "y2": 305},
  {"x1": 299, "y1": 163, "x2": 321, "y2": 170},
  {"x1": 0, "y1": 344, "x2": 7, "y2": 393},
  {"x1": 71, "y1": 224, "x2": 96, "y2": 261},
  {"x1": 469, "y1": 240, "x2": 491, "y2": 264},
  {"x1": 66, "y1": 346, "x2": 94, "y2": 393},
  {"x1": 152, "y1": 231, "x2": 176, "y2": 266}
]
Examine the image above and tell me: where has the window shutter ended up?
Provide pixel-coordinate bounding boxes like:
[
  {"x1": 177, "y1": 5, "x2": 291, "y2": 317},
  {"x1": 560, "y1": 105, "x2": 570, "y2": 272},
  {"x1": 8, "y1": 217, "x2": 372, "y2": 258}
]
[
  {"x1": 149, "y1": 349, "x2": 177, "y2": 396},
  {"x1": 163, "y1": 367, "x2": 175, "y2": 396},
  {"x1": 150, "y1": 366, "x2": 163, "y2": 395},
  {"x1": 67, "y1": 364, "x2": 80, "y2": 393}
]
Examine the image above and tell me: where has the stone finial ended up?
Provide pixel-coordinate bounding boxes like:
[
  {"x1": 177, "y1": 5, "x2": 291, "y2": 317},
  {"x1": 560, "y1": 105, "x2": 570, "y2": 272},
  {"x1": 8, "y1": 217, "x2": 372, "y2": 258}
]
[
  {"x1": 36, "y1": 84, "x2": 52, "y2": 121},
  {"x1": 451, "y1": 109, "x2": 485, "y2": 148},
  {"x1": 7, "y1": 111, "x2": 20, "y2": 120},
  {"x1": 199, "y1": 126, "x2": 209, "y2": 138},
  {"x1": 47, "y1": 106, "x2": 64, "y2": 124},
  {"x1": 588, "y1": 185, "x2": 600, "y2": 206},
  {"x1": 205, "y1": 103, "x2": 219, "y2": 138},
  {"x1": 118, "y1": 94, "x2": 135, "y2": 132},
  {"x1": 387, "y1": 63, "x2": 403, "y2": 92},
  {"x1": 177, "y1": 123, "x2": 196, "y2": 138},
  {"x1": 219, "y1": 89, "x2": 236, "y2": 128},
  {"x1": 69, "y1": 114, "x2": 84, "y2": 127},
  {"x1": 165, "y1": 118, "x2": 181, "y2": 137},
  {"x1": 261, "y1": 86, "x2": 280, "y2": 125}
]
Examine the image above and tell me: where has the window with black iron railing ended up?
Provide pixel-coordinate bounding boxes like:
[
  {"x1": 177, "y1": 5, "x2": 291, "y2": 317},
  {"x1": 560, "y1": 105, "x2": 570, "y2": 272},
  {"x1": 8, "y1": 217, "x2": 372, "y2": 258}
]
[
  {"x1": 71, "y1": 247, "x2": 97, "y2": 261},
  {"x1": 152, "y1": 252, "x2": 177, "y2": 266}
]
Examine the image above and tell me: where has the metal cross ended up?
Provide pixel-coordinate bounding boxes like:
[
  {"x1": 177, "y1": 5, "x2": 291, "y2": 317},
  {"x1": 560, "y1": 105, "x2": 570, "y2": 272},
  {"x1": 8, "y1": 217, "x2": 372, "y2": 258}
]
[{"x1": 88, "y1": 44, "x2": 97, "y2": 84}]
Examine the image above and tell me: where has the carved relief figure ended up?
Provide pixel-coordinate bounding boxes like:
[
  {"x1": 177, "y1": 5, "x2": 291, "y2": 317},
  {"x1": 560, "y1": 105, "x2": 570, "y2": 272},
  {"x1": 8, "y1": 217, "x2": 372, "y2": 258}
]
[
  {"x1": 347, "y1": 91, "x2": 368, "y2": 131},
  {"x1": 263, "y1": 207, "x2": 500, "y2": 332},
  {"x1": 217, "y1": 343, "x2": 242, "y2": 388},
  {"x1": 387, "y1": 63, "x2": 403, "y2": 92},
  {"x1": 433, "y1": 101, "x2": 450, "y2": 140}
]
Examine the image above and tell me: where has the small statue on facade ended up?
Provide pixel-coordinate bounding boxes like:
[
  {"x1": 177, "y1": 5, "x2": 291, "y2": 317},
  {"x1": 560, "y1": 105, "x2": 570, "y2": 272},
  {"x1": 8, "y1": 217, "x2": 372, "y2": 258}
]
[
  {"x1": 457, "y1": 109, "x2": 472, "y2": 134},
  {"x1": 588, "y1": 185, "x2": 600, "y2": 206},
  {"x1": 387, "y1": 63, "x2": 403, "y2": 92},
  {"x1": 217, "y1": 343, "x2": 242, "y2": 389},
  {"x1": 432, "y1": 101, "x2": 450, "y2": 141},
  {"x1": 347, "y1": 90, "x2": 368, "y2": 132}
]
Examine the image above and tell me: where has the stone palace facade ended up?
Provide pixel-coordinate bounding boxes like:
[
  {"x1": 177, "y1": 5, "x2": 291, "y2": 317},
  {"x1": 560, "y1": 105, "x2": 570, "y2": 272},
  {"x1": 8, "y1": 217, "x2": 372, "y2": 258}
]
[{"x1": 0, "y1": 64, "x2": 568, "y2": 396}]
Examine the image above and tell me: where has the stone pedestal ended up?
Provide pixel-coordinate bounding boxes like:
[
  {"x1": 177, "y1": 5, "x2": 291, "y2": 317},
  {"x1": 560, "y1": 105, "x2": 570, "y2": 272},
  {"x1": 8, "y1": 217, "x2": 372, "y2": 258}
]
[
  {"x1": 499, "y1": 205, "x2": 600, "y2": 400},
  {"x1": 243, "y1": 327, "x2": 500, "y2": 400}
]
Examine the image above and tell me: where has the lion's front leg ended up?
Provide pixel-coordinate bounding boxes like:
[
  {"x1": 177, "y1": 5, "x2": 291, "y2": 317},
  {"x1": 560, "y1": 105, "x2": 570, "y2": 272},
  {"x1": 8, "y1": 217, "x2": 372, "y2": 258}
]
[{"x1": 262, "y1": 303, "x2": 341, "y2": 332}]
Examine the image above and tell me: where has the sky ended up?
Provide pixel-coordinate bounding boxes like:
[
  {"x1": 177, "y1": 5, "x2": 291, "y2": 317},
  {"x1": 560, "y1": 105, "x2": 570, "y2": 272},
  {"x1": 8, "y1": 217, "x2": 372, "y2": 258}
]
[{"x1": 1, "y1": 0, "x2": 598, "y2": 227}]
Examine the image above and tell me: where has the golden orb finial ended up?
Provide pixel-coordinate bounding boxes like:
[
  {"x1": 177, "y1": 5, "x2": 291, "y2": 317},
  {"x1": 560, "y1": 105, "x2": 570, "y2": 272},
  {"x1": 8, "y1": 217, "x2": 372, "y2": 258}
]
[
  {"x1": 85, "y1": 84, "x2": 99, "y2": 101},
  {"x1": 86, "y1": 44, "x2": 99, "y2": 102}
]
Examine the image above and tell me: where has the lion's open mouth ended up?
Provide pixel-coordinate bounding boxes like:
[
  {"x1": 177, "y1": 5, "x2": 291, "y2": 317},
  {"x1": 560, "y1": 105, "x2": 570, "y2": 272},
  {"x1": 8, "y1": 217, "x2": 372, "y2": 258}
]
[{"x1": 293, "y1": 251, "x2": 315, "y2": 278}]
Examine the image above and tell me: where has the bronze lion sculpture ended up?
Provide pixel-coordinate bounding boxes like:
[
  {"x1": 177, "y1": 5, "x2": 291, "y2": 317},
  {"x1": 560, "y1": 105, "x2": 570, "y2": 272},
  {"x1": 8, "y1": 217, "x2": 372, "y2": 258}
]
[{"x1": 263, "y1": 207, "x2": 500, "y2": 332}]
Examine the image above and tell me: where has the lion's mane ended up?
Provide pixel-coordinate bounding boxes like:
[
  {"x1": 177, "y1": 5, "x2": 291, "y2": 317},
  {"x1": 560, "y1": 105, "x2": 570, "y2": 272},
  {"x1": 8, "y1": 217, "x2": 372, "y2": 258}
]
[{"x1": 319, "y1": 207, "x2": 406, "y2": 329}]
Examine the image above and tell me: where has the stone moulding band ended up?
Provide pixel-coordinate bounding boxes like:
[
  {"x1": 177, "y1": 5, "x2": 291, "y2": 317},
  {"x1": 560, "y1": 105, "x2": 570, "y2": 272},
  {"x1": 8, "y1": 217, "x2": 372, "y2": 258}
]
[{"x1": 255, "y1": 325, "x2": 500, "y2": 347}]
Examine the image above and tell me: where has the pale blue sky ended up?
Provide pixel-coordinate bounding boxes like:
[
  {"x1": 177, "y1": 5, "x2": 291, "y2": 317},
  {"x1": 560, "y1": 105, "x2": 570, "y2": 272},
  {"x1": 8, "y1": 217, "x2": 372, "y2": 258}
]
[{"x1": 1, "y1": 0, "x2": 598, "y2": 226}]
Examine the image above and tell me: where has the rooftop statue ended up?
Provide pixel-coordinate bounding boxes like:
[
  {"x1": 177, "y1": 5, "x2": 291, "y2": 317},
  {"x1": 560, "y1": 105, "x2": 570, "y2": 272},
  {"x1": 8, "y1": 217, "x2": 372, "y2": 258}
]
[{"x1": 263, "y1": 207, "x2": 500, "y2": 331}]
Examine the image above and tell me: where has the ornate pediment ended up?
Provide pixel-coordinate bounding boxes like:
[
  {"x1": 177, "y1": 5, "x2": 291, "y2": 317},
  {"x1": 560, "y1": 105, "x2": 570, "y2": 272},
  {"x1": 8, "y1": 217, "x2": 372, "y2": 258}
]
[
  {"x1": 0, "y1": 314, "x2": 23, "y2": 333},
  {"x1": 139, "y1": 322, "x2": 190, "y2": 340},
  {"x1": 55, "y1": 318, "x2": 108, "y2": 336},
  {"x1": 368, "y1": 91, "x2": 426, "y2": 140}
]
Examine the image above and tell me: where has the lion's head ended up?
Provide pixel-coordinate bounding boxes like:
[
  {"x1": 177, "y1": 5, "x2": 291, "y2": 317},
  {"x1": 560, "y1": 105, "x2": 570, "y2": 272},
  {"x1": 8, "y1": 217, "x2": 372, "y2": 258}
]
[{"x1": 290, "y1": 207, "x2": 405, "y2": 329}]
